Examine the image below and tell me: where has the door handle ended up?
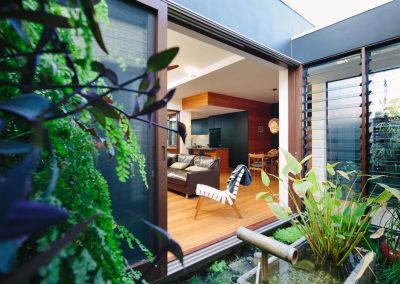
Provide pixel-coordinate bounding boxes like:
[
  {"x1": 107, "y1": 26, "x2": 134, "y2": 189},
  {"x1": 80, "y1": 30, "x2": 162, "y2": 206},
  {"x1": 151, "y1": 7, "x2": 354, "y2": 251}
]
[{"x1": 162, "y1": 145, "x2": 166, "y2": 161}]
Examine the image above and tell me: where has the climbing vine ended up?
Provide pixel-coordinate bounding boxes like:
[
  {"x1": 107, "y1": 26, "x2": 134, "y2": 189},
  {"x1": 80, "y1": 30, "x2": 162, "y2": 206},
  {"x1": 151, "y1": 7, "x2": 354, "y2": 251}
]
[{"x1": 0, "y1": 0, "x2": 184, "y2": 282}]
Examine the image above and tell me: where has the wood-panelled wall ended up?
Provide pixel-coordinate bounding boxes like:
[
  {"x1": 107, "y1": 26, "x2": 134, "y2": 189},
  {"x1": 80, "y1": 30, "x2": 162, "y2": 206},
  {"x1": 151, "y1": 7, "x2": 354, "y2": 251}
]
[{"x1": 183, "y1": 92, "x2": 273, "y2": 153}]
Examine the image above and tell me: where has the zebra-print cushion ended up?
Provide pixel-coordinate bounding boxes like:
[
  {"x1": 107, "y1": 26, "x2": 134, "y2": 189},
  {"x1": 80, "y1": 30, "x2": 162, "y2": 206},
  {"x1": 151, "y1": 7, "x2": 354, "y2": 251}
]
[
  {"x1": 177, "y1": 154, "x2": 195, "y2": 165},
  {"x1": 193, "y1": 156, "x2": 219, "y2": 169}
]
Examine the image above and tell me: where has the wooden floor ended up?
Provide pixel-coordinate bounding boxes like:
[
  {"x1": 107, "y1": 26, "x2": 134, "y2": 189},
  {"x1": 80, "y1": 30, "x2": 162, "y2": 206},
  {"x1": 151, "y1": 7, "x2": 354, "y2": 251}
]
[{"x1": 167, "y1": 171, "x2": 278, "y2": 259}]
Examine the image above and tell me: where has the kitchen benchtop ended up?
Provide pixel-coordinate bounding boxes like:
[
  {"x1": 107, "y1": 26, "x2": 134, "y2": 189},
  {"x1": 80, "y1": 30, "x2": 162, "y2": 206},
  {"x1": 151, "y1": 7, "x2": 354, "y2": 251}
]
[{"x1": 186, "y1": 147, "x2": 229, "y2": 150}]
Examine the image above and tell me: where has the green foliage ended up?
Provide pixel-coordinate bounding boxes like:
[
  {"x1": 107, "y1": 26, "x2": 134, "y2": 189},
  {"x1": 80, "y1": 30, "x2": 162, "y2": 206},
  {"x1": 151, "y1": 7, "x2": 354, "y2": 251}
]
[
  {"x1": 0, "y1": 0, "x2": 152, "y2": 282},
  {"x1": 208, "y1": 260, "x2": 228, "y2": 274},
  {"x1": 189, "y1": 275, "x2": 203, "y2": 284},
  {"x1": 381, "y1": 261, "x2": 400, "y2": 284},
  {"x1": 273, "y1": 227, "x2": 303, "y2": 244},
  {"x1": 259, "y1": 150, "x2": 400, "y2": 266}
]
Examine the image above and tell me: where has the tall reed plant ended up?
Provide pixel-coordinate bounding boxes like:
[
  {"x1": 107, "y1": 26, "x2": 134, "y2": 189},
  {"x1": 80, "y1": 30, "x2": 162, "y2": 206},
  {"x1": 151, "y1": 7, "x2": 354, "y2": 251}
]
[{"x1": 257, "y1": 149, "x2": 400, "y2": 266}]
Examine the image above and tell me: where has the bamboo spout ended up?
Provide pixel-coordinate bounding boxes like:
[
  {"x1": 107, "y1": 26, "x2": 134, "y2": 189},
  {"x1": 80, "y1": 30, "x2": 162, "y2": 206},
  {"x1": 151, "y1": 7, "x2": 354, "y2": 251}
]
[{"x1": 237, "y1": 226, "x2": 298, "y2": 264}]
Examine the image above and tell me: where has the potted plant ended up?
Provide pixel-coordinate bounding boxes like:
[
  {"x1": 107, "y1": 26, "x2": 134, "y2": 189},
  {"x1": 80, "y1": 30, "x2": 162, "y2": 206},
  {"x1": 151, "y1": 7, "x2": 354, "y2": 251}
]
[{"x1": 257, "y1": 149, "x2": 400, "y2": 280}]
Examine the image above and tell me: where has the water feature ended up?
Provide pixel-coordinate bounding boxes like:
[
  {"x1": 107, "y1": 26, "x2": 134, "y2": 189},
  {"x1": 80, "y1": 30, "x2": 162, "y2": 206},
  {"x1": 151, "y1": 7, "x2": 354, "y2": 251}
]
[{"x1": 245, "y1": 243, "x2": 360, "y2": 284}]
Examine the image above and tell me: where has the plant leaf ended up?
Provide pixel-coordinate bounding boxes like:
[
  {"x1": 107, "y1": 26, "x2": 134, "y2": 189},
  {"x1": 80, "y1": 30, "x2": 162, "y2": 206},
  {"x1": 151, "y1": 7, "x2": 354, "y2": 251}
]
[
  {"x1": 81, "y1": 0, "x2": 108, "y2": 54},
  {"x1": 0, "y1": 11, "x2": 72, "y2": 28},
  {"x1": 0, "y1": 240, "x2": 18, "y2": 273},
  {"x1": 0, "y1": 201, "x2": 68, "y2": 240},
  {"x1": 280, "y1": 148, "x2": 302, "y2": 175},
  {"x1": 0, "y1": 214, "x2": 99, "y2": 284},
  {"x1": 176, "y1": 121, "x2": 187, "y2": 144},
  {"x1": 0, "y1": 149, "x2": 40, "y2": 224},
  {"x1": 268, "y1": 202, "x2": 289, "y2": 220},
  {"x1": 0, "y1": 140, "x2": 31, "y2": 155},
  {"x1": 377, "y1": 183, "x2": 400, "y2": 200},
  {"x1": 337, "y1": 170, "x2": 350, "y2": 180},
  {"x1": 261, "y1": 170, "x2": 270, "y2": 187},
  {"x1": 133, "y1": 89, "x2": 175, "y2": 118},
  {"x1": 80, "y1": 92, "x2": 119, "y2": 119},
  {"x1": 255, "y1": 192, "x2": 267, "y2": 200},
  {"x1": 0, "y1": 94, "x2": 52, "y2": 122},
  {"x1": 293, "y1": 180, "x2": 313, "y2": 197},
  {"x1": 147, "y1": 47, "x2": 179, "y2": 72},
  {"x1": 300, "y1": 155, "x2": 312, "y2": 165},
  {"x1": 369, "y1": 228, "x2": 385, "y2": 239}
]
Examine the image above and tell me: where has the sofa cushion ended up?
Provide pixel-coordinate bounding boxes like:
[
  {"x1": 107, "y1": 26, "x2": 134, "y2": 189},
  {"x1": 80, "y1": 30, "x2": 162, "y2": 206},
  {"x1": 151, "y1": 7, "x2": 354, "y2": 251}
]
[
  {"x1": 177, "y1": 154, "x2": 195, "y2": 165},
  {"x1": 170, "y1": 162, "x2": 189, "y2": 170},
  {"x1": 167, "y1": 169, "x2": 187, "y2": 185},
  {"x1": 185, "y1": 166, "x2": 209, "y2": 172},
  {"x1": 194, "y1": 156, "x2": 219, "y2": 169},
  {"x1": 167, "y1": 153, "x2": 178, "y2": 167}
]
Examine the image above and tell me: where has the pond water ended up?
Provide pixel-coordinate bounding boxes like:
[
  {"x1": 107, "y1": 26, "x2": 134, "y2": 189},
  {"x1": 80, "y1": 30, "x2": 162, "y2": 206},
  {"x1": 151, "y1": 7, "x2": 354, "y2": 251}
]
[
  {"x1": 176, "y1": 241, "x2": 362, "y2": 284},
  {"x1": 247, "y1": 243, "x2": 361, "y2": 284}
]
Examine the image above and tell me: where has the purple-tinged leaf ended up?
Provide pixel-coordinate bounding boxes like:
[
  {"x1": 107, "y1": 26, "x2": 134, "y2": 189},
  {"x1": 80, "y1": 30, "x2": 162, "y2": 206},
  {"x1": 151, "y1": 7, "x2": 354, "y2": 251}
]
[
  {"x1": 176, "y1": 121, "x2": 187, "y2": 144},
  {"x1": 0, "y1": 149, "x2": 40, "y2": 225},
  {"x1": 80, "y1": 92, "x2": 119, "y2": 119},
  {"x1": 81, "y1": 0, "x2": 108, "y2": 54},
  {"x1": 130, "y1": 213, "x2": 184, "y2": 265},
  {"x1": 0, "y1": 140, "x2": 31, "y2": 155},
  {"x1": 0, "y1": 11, "x2": 72, "y2": 28},
  {"x1": 0, "y1": 201, "x2": 68, "y2": 240},
  {"x1": 0, "y1": 239, "x2": 18, "y2": 273},
  {"x1": 147, "y1": 47, "x2": 179, "y2": 73},
  {"x1": 133, "y1": 89, "x2": 175, "y2": 117},
  {"x1": 0, "y1": 94, "x2": 52, "y2": 122},
  {"x1": 0, "y1": 214, "x2": 99, "y2": 284},
  {"x1": 147, "y1": 80, "x2": 160, "y2": 97},
  {"x1": 103, "y1": 68, "x2": 118, "y2": 85}
]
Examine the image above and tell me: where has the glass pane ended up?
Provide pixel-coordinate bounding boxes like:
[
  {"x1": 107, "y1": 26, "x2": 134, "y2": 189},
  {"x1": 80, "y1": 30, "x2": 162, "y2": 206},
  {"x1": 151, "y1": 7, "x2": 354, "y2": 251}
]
[
  {"x1": 368, "y1": 42, "x2": 400, "y2": 200},
  {"x1": 304, "y1": 54, "x2": 362, "y2": 188},
  {"x1": 94, "y1": 0, "x2": 157, "y2": 264}
]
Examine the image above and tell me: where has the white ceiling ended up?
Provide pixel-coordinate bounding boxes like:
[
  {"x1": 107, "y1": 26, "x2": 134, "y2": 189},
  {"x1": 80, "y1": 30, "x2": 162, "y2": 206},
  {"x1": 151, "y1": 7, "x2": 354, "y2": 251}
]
[{"x1": 167, "y1": 25, "x2": 281, "y2": 117}]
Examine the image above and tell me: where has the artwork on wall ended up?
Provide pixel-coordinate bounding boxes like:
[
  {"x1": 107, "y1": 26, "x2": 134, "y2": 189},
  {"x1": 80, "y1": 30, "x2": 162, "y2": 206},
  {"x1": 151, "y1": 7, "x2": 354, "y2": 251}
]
[{"x1": 258, "y1": 125, "x2": 264, "y2": 133}]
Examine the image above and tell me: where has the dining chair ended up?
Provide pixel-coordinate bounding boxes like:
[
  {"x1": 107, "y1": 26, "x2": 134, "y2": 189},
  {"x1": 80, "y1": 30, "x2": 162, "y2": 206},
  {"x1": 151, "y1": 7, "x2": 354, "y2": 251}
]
[
  {"x1": 248, "y1": 153, "x2": 265, "y2": 176},
  {"x1": 264, "y1": 149, "x2": 279, "y2": 175}
]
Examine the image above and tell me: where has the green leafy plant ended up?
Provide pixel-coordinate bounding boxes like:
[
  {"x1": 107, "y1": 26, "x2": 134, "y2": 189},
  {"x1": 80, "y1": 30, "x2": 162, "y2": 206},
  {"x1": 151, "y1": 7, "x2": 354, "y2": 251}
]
[
  {"x1": 0, "y1": 0, "x2": 185, "y2": 282},
  {"x1": 208, "y1": 260, "x2": 228, "y2": 274},
  {"x1": 258, "y1": 149, "x2": 400, "y2": 266},
  {"x1": 381, "y1": 261, "x2": 400, "y2": 284},
  {"x1": 272, "y1": 226, "x2": 303, "y2": 244}
]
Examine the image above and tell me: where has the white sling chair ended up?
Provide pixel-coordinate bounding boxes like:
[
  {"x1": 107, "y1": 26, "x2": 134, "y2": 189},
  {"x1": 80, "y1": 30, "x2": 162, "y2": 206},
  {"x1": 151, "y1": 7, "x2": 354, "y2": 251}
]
[{"x1": 194, "y1": 164, "x2": 252, "y2": 219}]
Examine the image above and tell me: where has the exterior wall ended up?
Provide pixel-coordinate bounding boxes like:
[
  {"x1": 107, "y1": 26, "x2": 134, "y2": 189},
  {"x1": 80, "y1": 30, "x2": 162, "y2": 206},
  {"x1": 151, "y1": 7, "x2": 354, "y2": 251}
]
[
  {"x1": 292, "y1": 0, "x2": 400, "y2": 63},
  {"x1": 169, "y1": 0, "x2": 313, "y2": 56}
]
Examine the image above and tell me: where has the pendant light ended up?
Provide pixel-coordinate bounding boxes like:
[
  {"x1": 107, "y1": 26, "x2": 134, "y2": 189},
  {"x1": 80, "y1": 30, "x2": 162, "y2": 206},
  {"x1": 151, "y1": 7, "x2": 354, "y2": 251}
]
[{"x1": 268, "y1": 88, "x2": 279, "y2": 134}]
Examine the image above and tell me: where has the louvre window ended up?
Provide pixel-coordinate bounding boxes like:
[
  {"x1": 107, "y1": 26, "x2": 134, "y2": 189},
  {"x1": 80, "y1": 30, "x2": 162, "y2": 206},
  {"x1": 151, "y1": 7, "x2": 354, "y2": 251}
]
[
  {"x1": 303, "y1": 42, "x2": 400, "y2": 200},
  {"x1": 367, "y1": 42, "x2": 400, "y2": 200},
  {"x1": 303, "y1": 54, "x2": 363, "y2": 190}
]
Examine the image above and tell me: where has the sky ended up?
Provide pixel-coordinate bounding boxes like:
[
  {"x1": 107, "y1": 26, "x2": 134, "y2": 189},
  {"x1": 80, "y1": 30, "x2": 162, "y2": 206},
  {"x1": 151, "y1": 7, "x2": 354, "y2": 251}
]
[{"x1": 282, "y1": 0, "x2": 393, "y2": 27}]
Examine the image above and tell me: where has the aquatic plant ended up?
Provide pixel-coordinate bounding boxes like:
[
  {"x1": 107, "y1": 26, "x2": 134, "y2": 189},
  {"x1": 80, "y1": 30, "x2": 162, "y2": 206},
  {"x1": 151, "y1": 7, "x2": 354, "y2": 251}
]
[
  {"x1": 258, "y1": 149, "x2": 400, "y2": 266},
  {"x1": 273, "y1": 226, "x2": 303, "y2": 244}
]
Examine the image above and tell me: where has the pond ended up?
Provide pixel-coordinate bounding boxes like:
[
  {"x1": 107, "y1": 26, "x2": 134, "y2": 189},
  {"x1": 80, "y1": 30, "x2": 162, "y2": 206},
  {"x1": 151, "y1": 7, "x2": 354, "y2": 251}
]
[{"x1": 172, "y1": 232, "x2": 367, "y2": 284}]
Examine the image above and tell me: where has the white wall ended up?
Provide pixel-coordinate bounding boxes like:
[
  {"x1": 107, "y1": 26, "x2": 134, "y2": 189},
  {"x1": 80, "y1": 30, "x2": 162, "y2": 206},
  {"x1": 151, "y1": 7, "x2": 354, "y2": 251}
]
[
  {"x1": 279, "y1": 69, "x2": 289, "y2": 207},
  {"x1": 167, "y1": 98, "x2": 191, "y2": 154}
]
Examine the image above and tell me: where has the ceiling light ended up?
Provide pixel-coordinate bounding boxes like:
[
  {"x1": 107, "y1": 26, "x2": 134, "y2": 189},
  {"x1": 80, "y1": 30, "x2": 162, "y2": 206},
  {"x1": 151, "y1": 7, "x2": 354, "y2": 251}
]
[{"x1": 184, "y1": 66, "x2": 199, "y2": 78}]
